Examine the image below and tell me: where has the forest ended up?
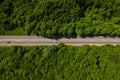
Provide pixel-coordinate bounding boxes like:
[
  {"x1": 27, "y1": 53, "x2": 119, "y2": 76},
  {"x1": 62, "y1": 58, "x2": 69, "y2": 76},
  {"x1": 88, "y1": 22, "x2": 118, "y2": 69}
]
[
  {"x1": 0, "y1": 0, "x2": 120, "y2": 36},
  {"x1": 0, "y1": 44, "x2": 120, "y2": 80},
  {"x1": 0, "y1": 0, "x2": 120, "y2": 79}
]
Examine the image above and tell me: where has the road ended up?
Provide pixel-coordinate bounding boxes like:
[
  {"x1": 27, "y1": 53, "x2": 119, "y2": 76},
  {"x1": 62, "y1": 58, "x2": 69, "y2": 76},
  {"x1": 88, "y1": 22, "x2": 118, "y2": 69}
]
[{"x1": 0, "y1": 36, "x2": 120, "y2": 46}]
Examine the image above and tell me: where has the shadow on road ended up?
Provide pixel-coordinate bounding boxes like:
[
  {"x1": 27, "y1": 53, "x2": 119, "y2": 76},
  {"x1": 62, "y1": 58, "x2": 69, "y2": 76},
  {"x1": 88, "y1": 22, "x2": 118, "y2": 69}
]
[
  {"x1": 42, "y1": 35, "x2": 77, "y2": 40},
  {"x1": 39, "y1": 35, "x2": 120, "y2": 40},
  {"x1": 41, "y1": 35, "x2": 96, "y2": 40}
]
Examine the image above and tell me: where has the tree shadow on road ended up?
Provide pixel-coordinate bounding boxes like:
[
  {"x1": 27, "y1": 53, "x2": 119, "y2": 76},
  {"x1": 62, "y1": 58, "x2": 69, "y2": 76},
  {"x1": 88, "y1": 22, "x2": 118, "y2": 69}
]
[{"x1": 38, "y1": 35, "x2": 120, "y2": 40}]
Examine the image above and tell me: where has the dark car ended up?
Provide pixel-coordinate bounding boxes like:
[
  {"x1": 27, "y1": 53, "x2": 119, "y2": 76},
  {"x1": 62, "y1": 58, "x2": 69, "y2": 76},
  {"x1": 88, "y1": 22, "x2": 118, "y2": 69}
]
[{"x1": 7, "y1": 41, "x2": 11, "y2": 43}]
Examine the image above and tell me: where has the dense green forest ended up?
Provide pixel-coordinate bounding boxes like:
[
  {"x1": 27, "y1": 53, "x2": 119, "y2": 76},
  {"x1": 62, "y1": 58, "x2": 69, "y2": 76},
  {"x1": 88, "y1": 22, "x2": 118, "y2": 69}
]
[
  {"x1": 0, "y1": 0, "x2": 120, "y2": 36},
  {"x1": 0, "y1": 44, "x2": 120, "y2": 80}
]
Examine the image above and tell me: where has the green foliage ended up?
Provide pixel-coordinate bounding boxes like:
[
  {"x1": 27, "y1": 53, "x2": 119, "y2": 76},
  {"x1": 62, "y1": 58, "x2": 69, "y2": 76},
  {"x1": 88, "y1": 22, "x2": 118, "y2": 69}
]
[
  {"x1": 5, "y1": 27, "x2": 27, "y2": 35},
  {"x1": 0, "y1": 0, "x2": 120, "y2": 36},
  {"x1": 0, "y1": 45, "x2": 120, "y2": 80}
]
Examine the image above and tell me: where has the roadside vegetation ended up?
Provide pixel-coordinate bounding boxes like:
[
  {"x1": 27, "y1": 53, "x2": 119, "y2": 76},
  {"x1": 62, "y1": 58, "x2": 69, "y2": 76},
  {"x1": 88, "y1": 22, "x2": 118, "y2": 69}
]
[
  {"x1": 0, "y1": 0, "x2": 120, "y2": 36},
  {"x1": 0, "y1": 44, "x2": 120, "y2": 80}
]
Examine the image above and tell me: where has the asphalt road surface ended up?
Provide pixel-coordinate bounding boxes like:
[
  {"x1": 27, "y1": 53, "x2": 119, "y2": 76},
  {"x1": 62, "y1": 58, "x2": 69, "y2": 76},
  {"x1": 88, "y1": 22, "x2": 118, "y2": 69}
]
[{"x1": 0, "y1": 36, "x2": 120, "y2": 46}]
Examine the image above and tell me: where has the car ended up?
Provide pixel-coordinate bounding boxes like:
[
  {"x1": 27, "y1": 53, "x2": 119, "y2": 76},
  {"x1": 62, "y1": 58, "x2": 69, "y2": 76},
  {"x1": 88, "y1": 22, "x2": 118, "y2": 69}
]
[{"x1": 7, "y1": 41, "x2": 11, "y2": 43}]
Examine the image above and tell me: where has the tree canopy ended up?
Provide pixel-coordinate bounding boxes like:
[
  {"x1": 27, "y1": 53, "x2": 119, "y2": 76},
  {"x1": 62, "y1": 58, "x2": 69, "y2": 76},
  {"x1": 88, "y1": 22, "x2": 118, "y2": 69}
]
[
  {"x1": 0, "y1": 44, "x2": 120, "y2": 80},
  {"x1": 0, "y1": 0, "x2": 120, "y2": 36}
]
